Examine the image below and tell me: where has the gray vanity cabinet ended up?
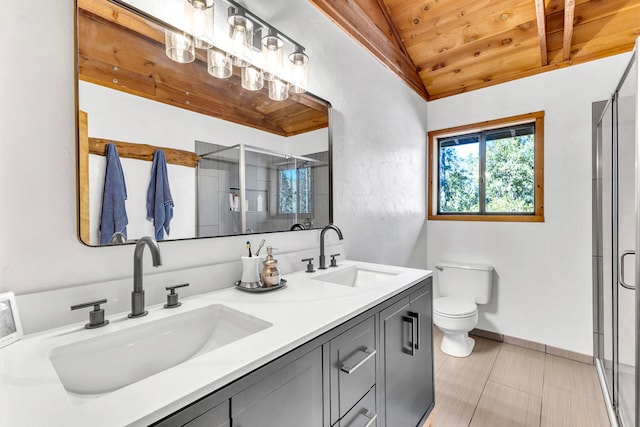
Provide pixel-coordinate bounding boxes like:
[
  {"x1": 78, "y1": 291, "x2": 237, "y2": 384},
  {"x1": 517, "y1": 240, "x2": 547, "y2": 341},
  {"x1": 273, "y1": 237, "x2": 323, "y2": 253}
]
[
  {"x1": 183, "y1": 401, "x2": 229, "y2": 427},
  {"x1": 152, "y1": 278, "x2": 433, "y2": 427},
  {"x1": 231, "y1": 347, "x2": 324, "y2": 427},
  {"x1": 378, "y1": 286, "x2": 434, "y2": 427}
]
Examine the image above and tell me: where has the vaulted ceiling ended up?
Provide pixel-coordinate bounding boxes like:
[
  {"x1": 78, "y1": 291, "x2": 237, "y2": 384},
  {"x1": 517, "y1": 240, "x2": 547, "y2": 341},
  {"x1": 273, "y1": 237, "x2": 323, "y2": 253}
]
[{"x1": 311, "y1": 0, "x2": 640, "y2": 100}]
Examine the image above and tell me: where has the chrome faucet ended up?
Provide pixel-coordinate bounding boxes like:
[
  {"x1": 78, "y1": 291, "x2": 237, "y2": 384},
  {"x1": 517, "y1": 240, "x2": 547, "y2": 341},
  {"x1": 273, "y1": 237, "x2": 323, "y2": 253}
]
[
  {"x1": 129, "y1": 236, "x2": 162, "y2": 318},
  {"x1": 319, "y1": 224, "x2": 343, "y2": 269}
]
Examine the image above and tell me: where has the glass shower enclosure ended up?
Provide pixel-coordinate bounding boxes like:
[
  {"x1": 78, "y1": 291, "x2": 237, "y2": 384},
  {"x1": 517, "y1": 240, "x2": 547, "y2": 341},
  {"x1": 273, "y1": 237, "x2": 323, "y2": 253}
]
[
  {"x1": 594, "y1": 41, "x2": 639, "y2": 427},
  {"x1": 195, "y1": 143, "x2": 329, "y2": 236}
]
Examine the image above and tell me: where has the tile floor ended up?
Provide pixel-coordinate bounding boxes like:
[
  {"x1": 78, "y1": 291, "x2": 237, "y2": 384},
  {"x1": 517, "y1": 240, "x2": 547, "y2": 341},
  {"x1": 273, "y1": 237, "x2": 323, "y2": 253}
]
[{"x1": 429, "y1": 328, "x2": 611, "y2": 427}]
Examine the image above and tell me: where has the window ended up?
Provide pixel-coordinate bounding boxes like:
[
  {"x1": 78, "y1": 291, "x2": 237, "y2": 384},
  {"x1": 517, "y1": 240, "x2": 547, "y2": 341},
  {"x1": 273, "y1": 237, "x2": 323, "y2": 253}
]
[
  {"x1": 428, "y1": 111, "x2": 544, "y2": 222},
  {"x1": 278, "y1": 165, "x2": 312, "y2": 214}
]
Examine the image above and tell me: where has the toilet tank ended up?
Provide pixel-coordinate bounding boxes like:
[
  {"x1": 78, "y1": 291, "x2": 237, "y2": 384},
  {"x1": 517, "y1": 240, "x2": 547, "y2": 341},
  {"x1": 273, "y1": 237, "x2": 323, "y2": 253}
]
[{"x1": 436, "y1": 261, "x2": 494, "y2": 304}]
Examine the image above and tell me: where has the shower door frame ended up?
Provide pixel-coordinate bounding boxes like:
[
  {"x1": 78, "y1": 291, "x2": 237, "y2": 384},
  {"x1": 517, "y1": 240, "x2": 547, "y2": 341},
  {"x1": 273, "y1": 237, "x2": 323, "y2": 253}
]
[{"x1": 594, "y1": 41, "x2": 639, "y2": 427}]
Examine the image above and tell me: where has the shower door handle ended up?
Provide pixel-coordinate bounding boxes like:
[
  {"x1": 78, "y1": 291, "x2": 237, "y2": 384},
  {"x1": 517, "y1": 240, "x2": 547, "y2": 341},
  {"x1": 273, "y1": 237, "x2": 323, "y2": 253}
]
[{"x1": 619, "y1": 250, "x2": 636, "y2": 290}]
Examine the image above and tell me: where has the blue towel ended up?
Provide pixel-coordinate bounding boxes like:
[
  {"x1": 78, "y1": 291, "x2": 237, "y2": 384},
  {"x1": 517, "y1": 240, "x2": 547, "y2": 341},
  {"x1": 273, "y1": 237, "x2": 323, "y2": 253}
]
[
  {"x1": 99, "y1": 144, "x2": 128, "y2": 245},
  {"x1": 147, "y1": 150, "x2": 174, "y2": 241}
]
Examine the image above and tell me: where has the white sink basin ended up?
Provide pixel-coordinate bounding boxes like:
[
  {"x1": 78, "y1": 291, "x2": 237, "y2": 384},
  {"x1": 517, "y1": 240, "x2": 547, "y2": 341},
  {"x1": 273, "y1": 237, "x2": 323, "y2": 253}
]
[
  {"x1": 312, "y1": 266, "x2": 399, "y2": 287},
  {"x1": 49, "y1": 304, "x2": 272, "y2": 395}
]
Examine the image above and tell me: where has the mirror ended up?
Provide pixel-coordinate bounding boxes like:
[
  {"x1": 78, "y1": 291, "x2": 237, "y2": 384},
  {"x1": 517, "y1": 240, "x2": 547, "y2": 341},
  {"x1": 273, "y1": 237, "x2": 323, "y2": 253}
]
[{"x1": 76, "y1": 0, "x2": 331, "y2": 246}]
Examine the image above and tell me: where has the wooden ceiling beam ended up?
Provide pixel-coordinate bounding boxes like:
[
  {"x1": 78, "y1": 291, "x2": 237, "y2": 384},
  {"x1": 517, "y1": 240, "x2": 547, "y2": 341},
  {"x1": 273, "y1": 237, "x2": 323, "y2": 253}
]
[
  {"x1": 562, "y1": 0, "x2": 576, "y2": 61},
  {"x1": 309, "y1": 0, "x2": 429, "y2": 100},
  {"x1": 534, "y1": 0, "x2": 548, "y2": 66}
]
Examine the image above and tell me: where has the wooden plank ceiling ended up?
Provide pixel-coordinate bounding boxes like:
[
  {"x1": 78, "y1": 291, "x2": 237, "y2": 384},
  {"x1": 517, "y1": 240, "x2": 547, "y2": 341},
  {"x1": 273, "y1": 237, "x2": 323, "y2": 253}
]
[
  {"x1": 77, "y1": 0, "x2": 328, "y2": 137},
  {"x1": 311, "y1": 0, "x2": 640, "y2": 100}
]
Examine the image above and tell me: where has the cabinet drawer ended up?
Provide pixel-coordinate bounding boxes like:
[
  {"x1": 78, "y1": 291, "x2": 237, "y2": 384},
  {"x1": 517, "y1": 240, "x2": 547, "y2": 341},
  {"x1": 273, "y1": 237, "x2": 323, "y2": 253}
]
[
  {"x1": 330, "y1": 316, "x2": 376, "y2": 423},
  {"x1": 231, "y1": 347, "x2": 323, "y2": 427},
  {"x1": 338, "y1": 386, "x2": 377, "y2": 427}
]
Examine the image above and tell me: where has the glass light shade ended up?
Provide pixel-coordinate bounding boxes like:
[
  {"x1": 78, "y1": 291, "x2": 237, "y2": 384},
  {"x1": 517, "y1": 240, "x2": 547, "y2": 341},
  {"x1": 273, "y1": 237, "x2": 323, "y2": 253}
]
[
  {"x1": 165, "y1": 30, "x2": 195, "y2": 63},
  {"x1": 268, "y1": 78, "x2": 289, "y2": 101},
  {"x1": 207, "y1": 48, "x2": 232, "y2": 79},
  {"x1": 228, "y1": 14, "x2": 253, "y2": 67},
  {"x1": 241, "y1": 66, "x2": 264, "y2": 91},
  {"x1": 288, "y1": 50, "x2": 309, "y2": 93},
  {"x1": 261, "y1": 32, "x2": 283, "y2": 81},
  {"x1": 185, "y1": 0, "x2": 215, "y2": 49}
]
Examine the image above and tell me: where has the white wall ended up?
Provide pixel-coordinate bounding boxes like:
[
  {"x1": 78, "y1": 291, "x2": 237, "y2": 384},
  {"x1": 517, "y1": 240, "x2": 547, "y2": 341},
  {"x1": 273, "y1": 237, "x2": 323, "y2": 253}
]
[
  {"x1": 0, "y1": 0, "x2": 428, "y2": 298},
  {"x1": 427, "y1": 54, "x2": 632, "y2": 355}
]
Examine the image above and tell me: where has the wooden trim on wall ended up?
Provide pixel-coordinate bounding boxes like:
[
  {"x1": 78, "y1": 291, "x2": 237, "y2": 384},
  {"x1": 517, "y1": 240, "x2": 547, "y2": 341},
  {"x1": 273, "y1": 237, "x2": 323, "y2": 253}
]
[
  {"x1": 534, "y1": 113, "x2": 545, "y2": 219},
  {"x1": 309, "y1": 0, "x2": 429, "y2": 101},
  {"x1": 88, "y1": 138, "x2": 201, "y2": 168},
  {"x1": 79, "y1": 111, "x2": 90, "y2": 244},
  {"x1": 427, "y1": 111, "x2": 545, "y2": 223}
]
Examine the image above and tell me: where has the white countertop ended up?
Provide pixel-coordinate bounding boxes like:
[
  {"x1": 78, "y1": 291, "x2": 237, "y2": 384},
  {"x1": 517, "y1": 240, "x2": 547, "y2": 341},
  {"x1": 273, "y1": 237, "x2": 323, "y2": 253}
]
[{"x1": 0, "y1": 260, "x2": 431, "y2": 426}]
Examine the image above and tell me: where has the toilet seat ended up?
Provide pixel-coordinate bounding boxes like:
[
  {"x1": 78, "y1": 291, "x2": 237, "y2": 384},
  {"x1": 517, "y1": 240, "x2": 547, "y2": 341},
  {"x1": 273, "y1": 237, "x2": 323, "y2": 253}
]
[{"x1": 433, "y1": 297, "x2": 477, "y2": 318}]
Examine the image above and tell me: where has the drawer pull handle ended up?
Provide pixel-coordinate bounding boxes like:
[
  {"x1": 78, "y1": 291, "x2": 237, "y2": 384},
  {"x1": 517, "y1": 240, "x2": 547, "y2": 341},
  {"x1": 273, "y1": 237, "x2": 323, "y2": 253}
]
[
  {"x1": 363, "y1": 410, "x2": 378, "y2": 427},
  {"x1": 340, "y1": 347, "x2": 376, "y2": 374}
]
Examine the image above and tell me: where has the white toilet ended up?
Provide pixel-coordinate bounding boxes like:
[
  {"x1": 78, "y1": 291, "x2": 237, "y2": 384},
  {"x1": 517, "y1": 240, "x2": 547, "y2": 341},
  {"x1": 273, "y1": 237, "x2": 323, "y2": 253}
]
[{"x1": 433, "y1": 261, "x2": 494, "y2": 358}]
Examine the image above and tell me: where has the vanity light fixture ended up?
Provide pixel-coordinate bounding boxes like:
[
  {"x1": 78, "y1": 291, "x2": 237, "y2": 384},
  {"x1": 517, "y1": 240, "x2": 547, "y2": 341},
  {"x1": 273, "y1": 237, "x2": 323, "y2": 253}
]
[{"x1": 117, "y1": 0, "x2": 310, "y2": 100}]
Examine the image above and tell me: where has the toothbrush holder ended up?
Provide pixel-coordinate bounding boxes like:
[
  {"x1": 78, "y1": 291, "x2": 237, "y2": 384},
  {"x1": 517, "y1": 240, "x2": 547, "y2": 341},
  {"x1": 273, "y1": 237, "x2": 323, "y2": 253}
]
[{"x1": 240, "y1": 256, "x2": 262, "y2": 288}]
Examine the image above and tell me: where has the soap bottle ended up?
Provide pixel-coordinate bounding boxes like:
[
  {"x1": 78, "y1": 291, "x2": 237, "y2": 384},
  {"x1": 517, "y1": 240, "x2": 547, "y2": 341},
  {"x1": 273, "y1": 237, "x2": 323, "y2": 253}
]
[
  {"x1": 233, "y1": 193, "x2": 240, "y2": 211},
  {"x1": 261, "y1": 246, "x2": 281, "y2": 287},
  {"x1": 256, "y1": 193, "x2": 264, "y2": 212}
]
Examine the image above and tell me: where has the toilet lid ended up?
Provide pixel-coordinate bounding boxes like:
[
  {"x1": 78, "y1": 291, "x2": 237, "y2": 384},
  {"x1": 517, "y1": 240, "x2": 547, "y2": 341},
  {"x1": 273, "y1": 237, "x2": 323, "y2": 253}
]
[{"x1": 433, "y1": 297, "x2": 477, "y2": 318}]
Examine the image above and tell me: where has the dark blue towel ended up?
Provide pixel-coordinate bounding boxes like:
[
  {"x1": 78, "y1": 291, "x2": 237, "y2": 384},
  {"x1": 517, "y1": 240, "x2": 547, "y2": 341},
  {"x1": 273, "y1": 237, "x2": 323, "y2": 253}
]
[
  {"x1": 147, "y1": 150, "x2": 174, "y2": 241},
  {"x1": 99, "y1": 144, "x2": 128, "y2": 245}
]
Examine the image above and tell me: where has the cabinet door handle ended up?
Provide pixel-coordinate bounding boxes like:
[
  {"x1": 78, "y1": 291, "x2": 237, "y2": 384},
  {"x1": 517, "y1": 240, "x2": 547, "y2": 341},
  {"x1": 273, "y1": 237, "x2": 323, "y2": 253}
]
[
  {"x1": 619, "y1": 250, "x2": 636, "y2": 290},
  {"x1": 362, "y1": 410, "x2": 378, "y2": 427},
  {"x1": 340, "y1": 347, "x2": 376, "y2": 374},
  {"x1": 408, "y1": 311, "x2": 420, "y2": 350},
  {"x1": 402, "y1": 315, "x2": 415, "y2": 356}
]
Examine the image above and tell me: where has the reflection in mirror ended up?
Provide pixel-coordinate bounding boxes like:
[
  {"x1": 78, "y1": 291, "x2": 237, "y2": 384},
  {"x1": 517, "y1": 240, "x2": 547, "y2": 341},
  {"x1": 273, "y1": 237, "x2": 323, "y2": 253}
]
[
  {"x1": 76, "y1": 0, "x2": 331, "y2": 246},
  {"x1": 196, "y1": 143, "x2": 329, "y2": 236}
]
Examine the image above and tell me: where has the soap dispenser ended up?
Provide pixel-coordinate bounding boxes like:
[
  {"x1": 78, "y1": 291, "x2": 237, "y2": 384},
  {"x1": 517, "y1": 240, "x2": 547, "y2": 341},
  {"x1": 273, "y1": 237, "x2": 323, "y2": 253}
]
[{"x1": 261, "y1": 246, "x2": 281, "y2": 287}]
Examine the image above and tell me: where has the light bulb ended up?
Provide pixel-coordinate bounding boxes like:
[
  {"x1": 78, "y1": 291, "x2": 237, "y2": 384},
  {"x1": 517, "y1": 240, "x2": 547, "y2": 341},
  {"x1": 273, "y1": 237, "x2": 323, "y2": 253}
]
[
  {"x1": 288, "y1": 49, "x2": 308, "y2": 93},
  {"x1": 165, "y1": 30, "x2": 195, "y2": 63},
  {"x1": 207, "y1": 48, "x2": 232, "y2": 79},
  {"x1": 228, "y1": 13, "x2": 253, "y2": 67},
  {"x1": 262, "y1": 30, "x2": 283, "y2": 81},
  {"x1": 185, "y1": 0, "x2": 214, "y2": 49},
  {"x1": 241, "y1": 66, "x2": 264, "y2": 91},
  {"x1": 268, "y1": 78, "x2": 289, "y2": 101}
]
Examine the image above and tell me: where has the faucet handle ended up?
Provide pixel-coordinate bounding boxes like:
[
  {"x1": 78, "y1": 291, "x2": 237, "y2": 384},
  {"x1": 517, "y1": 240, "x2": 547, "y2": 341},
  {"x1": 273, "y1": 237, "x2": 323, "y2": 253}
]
[
  {"x1": 330, "y1": 253, "x2": 341, "y2": 267},
  {"x1": 165, "y1": 283, "x2": 189, "y2": 309},
  {"x1": 302, "y1": 258, "x2": 315, "y2": 273},
  {"x1": 71, "y1": 299, "x2": 109, "y2": 329}
]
